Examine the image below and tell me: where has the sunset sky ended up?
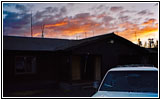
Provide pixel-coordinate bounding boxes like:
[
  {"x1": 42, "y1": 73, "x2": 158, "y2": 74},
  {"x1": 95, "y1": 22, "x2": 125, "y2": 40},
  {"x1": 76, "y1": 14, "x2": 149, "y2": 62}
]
[{"x1": 3, "y1": 2, "x2": 159, "y2": 44}]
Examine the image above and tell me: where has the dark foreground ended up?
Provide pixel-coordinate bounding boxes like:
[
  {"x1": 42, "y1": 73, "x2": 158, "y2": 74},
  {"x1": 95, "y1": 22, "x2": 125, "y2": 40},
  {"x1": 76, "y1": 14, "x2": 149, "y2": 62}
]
[
  {"x1": 4, "y1": 88, "x2": 96, "y2": 97},
  {"x1": 3, "y1": 81, "x2": 97, "y2": 97}
]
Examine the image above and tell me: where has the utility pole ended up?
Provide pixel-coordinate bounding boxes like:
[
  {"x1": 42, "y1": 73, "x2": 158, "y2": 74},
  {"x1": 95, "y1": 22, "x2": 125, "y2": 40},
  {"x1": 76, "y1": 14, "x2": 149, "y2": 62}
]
[{"x1": 31, "y1": 11, "x2": 33, "y2": 37}]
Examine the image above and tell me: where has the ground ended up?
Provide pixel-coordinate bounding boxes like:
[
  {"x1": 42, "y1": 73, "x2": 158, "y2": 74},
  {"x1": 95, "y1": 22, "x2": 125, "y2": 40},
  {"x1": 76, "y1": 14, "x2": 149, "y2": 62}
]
[
  {"x1": 4, "y1": 88, "x2": 96, "y2": 97},
  {"x1": 3, "y1": 81, "x2": 97, "y2": 97}
]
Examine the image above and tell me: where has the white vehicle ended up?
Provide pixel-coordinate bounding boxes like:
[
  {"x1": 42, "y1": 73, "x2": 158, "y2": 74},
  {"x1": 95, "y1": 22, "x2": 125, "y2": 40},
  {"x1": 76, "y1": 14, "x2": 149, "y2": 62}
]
[{"x1": 92, "y1": 65, "x2": 158, "y2": 97}]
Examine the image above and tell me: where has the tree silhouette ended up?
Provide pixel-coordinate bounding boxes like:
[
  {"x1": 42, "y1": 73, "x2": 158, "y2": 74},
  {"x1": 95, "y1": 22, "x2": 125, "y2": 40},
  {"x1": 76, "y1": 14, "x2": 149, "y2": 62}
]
[
  {"x1": 154, "y1": 40, "x2": 158, "y2": 48},
  {"x1": 144, "y1": 42, "x2": 147, "y2": 48},
  {"x1": 138, "y1": 38, "x2": 142, "y2": 47},
  {"x1": 148, "y1": 38, "x2": 154, "y2": 48}
]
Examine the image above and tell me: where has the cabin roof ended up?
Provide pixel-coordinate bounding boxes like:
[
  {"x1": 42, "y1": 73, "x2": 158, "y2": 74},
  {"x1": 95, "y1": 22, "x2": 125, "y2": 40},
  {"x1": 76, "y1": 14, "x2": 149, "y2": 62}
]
[
  {"x1": 3, "y1": 36, "x2": 78, "y2": 51},
  {"x1": 3, "y1": 33, "x2": 148, "y2": 53}
]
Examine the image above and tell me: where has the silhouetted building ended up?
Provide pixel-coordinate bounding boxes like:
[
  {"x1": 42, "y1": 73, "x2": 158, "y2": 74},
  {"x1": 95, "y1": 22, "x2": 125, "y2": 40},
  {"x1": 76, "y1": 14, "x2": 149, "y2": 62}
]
[{"x1": 3, "y1": 33, "x2": 158, "y2": 94}]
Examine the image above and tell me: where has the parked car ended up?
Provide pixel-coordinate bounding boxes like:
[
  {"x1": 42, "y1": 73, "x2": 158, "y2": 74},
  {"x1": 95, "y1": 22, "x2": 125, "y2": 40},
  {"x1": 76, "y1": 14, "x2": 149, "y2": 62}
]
[{"x1": 92, "y1": 65, "x2": 158, "y2": 97}]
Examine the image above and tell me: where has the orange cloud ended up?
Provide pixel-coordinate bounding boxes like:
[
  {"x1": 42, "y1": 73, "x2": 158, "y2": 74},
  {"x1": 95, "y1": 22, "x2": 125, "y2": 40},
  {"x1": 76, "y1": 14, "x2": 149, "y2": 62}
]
[
  {"x1": 33, "y1": 32, "x2": 41, "y2": 37},
  {"x1": 141, "y1": 19, "x2": 157, "y2": 26},
  {"x1": 30, "y1": 14, "x2": 158, "y2": 44},
  {"x1": 60, "y1": 23, "x2": 98, "y2": 36},
  {"x1": 135, "y1": 25, "x2": 158, "y2": 40},
  {"x1": 97, "y1": 12, "x2": 106, "y2": 18},
  {"x1": 45, "y1": 21, "x2": 68, "y2": 28},
  {"x1": 116, "y1": 20, "x2": 158, "y2": 43}
]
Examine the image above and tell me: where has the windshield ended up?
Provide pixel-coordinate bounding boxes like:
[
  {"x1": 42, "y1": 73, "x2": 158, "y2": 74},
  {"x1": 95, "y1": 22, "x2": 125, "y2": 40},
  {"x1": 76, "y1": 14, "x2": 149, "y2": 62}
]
[{"x1": 100, "y1": 71, "x2": 158, "y2": 93}]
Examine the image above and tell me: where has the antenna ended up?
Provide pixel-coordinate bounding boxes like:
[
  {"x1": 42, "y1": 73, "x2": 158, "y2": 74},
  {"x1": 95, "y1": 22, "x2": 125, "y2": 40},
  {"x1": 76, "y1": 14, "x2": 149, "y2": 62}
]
[
  {"x1": 41, "y1": 24, "x2": 45, "y2": 38},
  {"x1": 76, "y1": 36, "x2": 78, "y2": 40},
  {"x1": 92, "y1": 24, "x2": 95, "y2": 37},
  {"x1": 116, "y1": 31, "x2": 118, "y2": 35},
  {"x1": 31, "y1": 11, "x2": 33, "y2": 37},
  {"x1": 85, "y1": 32, "x2": 87, "y2": 38},
  {"x1": 135, "y1": 31, "x2": 137, "y2": 42}
]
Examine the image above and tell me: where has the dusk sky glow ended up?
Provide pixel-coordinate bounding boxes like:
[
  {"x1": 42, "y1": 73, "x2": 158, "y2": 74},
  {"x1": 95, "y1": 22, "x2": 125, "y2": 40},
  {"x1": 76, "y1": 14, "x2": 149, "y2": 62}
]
[{"x1": 3, "y1": 2, "x2": 159, "y2": 43}]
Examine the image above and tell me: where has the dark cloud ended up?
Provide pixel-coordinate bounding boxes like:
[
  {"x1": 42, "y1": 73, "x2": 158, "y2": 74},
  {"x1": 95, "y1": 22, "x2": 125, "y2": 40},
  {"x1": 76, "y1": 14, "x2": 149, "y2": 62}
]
[
  {"x1": 96, "y1": 4, "x2": 108, "y2": 10},
  {"x1": 90, "y1": 4, "x2": 109, "y2": 14},
  {"x1": 34, "y1": 11, "x2": 44, "y2": 19},
  {"x1": 103, "y1": 16, "x2": 114, "y2": 23},
  {"x1": 103, "y1": 17, "x2": 114, "y2": 27},
  {"x1": 119, "y1": 16, "x2": 130, "y2": 22},
  {"x1": 4, "y1": 11, "x2": 30, "y2": 28},
  {"x1": 75, "y1": 13, "x2": 91, "y2": 19},
  {"x1": 3, "y1": 3, "x2": 15, "y2": 7},
  {"x1": 154, "y1": 3, "x2": 158, "y2": 6},
  {"x1": 96, "y1": 12, "x2": 106, "y2": 18},
  {"x1": 137, "y1": 9, "x2": 154, "y2": 16},
  {"x1": 137, "y1": 10, "x2": 148, "y2": 15},
  {"x1": 120, "y1": 10, "x2": 136, "y2": 14},
  {"x1": 3, "y1": 11, "x2": 31, "y2": 35},
  {"x1": 3, "y1": 3, "x2": 32, "y2": 36},
  {"x1": 3, "y1": 26, "x2": 29, "y2": 36},
  {"x1": 110, "y1": 6, "x2": 123, "y2": 12},
  {"x1": 45, "y1": 7, "x2": 58, "y2": 13},
  {"x1": 29, "y1": 6, "x2": 68, "y2": 35},
  {"x1": 97, "y1": 5, "x2": 104, "y2": 10},
  {"x1": 34, "y1": 7, "x2": 57, "y2": 19},
  {"x1": 148, "y1": 12, "x2": 154, "y2": 15},
  {"x1": 15, "y1": 4, "x2": 29, "y2": 12},
  {"x1": 67, "y1": 3, "x2": 75, "y2": 6},
  {"x1": 34, "y1": 6, "x2": 67, "y2": 24},
  {"x1": 60, "y1": 6, "x2": 67, "y2": 14}
]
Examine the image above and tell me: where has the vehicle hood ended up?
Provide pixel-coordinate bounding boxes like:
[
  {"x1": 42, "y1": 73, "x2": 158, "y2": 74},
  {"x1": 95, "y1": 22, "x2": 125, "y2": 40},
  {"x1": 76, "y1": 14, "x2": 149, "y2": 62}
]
[{"x1": 92, "y1": 91, "x2": 158, "y2": 97}]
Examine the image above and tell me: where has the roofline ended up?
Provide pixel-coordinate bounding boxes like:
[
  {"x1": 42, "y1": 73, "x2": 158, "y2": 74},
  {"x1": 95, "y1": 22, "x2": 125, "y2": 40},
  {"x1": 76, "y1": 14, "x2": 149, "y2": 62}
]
[
  {"x1": 65, "y1": 33, "x2": 115, "y2": 51},
  {"x1": 3, "y1": 35, "x2": 76, "y2": 41},
  {"x1": 3, "y1": 33, "x2": 149, "y2": 53},
  {"x1": 65, "y1": 32, "x2": 148, "y2": 53},
  {"x1": 78, "y1": 32, "x2": 115, "y2": 41}
]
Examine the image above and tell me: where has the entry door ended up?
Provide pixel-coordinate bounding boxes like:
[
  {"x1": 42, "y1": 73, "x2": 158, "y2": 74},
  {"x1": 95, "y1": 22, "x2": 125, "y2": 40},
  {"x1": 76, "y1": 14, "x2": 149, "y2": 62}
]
[
  {"x1": 94, "y1": 56, "x2": 101, "y2": 81},
  {"x1": 71, "y1": 56, "x2": 81, "y2": 80},
  {"x1": 81, "y1": 55, "x2": 101, "y2": 81}
]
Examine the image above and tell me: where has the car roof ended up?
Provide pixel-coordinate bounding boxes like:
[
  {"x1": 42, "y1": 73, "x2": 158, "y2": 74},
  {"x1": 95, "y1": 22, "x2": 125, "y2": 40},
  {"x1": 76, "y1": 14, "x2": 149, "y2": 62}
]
[{"x1": 109, "y1": 67, "x2": 158, "y2": 71}]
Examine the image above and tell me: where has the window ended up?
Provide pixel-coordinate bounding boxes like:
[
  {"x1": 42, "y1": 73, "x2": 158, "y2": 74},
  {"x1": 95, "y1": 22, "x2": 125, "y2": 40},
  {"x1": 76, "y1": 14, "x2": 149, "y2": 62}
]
[
  {"x1": 15, "y1": 56, "x2": 36, "y2": 74},
  {"x1": 100, "y1": 71, "x2": 158, "y2": 93}
]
